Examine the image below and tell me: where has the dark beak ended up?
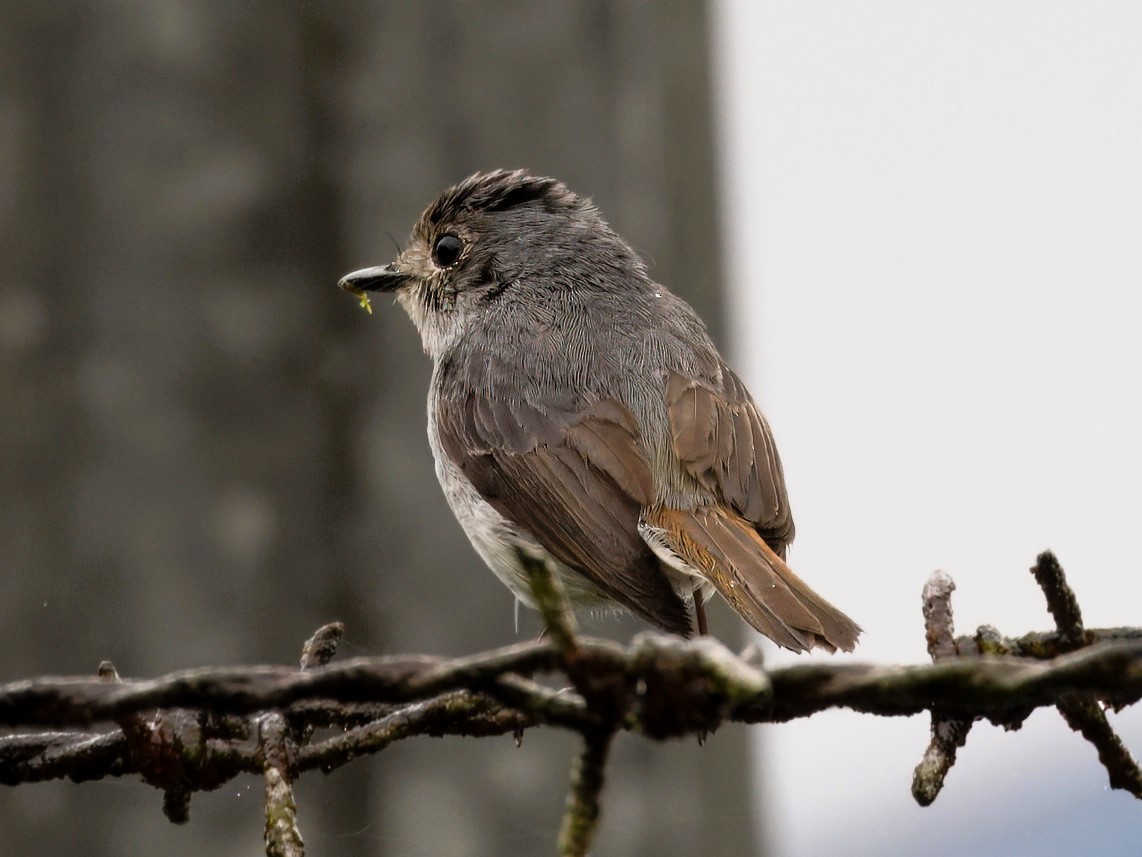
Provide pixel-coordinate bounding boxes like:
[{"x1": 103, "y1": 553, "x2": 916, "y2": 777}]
[{"x1": 338, "y1": 263, "x2": 411, "y2": 293}]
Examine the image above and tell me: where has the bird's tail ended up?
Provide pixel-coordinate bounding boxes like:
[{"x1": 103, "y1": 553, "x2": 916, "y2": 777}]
[{"x1": 643, "y1": 506, "x2": 861, "y2": 653}]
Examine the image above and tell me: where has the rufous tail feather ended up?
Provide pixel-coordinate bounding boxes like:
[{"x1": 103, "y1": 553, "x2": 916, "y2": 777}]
[{"x1": 644, "y1": 506, "x2": 861, "y2": 653}]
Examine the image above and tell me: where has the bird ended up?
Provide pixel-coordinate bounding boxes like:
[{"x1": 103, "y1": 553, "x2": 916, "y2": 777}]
[{"x1": 339, "y1": 170, "x2": 860, "y2": 653}]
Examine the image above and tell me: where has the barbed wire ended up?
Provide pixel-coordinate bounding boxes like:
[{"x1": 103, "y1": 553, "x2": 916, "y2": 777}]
[{"x1": 2, "y1": 551, "x2": 1139, "y2": 856}]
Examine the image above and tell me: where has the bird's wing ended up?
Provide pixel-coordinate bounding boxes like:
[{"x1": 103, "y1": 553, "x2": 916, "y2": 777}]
[
  {"x1": 653, "y1": 368, "x2": 860, "y2": 652},
  {"x1": 436, "y1": 390, "x2": 693, "y2": 635},
  {"x1": 664, "y1": 366, "x2": 794, "y2": 547}
]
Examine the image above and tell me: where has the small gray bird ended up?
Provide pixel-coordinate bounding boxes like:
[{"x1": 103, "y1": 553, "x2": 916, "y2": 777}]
[{"x1": 340, "y1": 170, "x2": 860, "y2": 652}]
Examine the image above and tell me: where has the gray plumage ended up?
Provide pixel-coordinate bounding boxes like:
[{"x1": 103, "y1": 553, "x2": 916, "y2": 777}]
[{"x1": 339, "y1": 170, "x2": 860, "y2": 652}]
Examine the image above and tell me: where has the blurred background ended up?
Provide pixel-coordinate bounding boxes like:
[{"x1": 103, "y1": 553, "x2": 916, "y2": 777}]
[
  {"x1": 2, "y1": 2, "x2": 1140, "y2": 856},
  {"x1": 0, "y1": 3, "x2": 745, "y2": 856}
]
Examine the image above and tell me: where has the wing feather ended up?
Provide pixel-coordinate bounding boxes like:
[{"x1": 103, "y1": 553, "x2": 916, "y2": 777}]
[
  {"x1": 666, "y1": 367, "x2": 794, "y2": 549},
  {"x1": 437, "y1": 390, "x2": 691, "y2": 634},
  {"x1": 657, "y1": 367, "x2": 861, "y2": 650}
]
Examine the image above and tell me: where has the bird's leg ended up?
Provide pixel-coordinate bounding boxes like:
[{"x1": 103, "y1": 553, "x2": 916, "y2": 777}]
[
  {"x1": 693, "y1": 584, "x2": 711, "y2": 745},
  {"x1": 693, "y1": 584, "x2": 709, "y2": 636}
]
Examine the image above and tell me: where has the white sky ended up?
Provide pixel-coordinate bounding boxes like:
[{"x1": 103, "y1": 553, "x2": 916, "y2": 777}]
[{"x1": 712, "y1": 3, "x2": 1142, "y2": 855}]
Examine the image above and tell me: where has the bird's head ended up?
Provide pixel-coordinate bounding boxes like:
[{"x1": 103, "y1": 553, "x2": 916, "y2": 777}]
[{"x1": 338, "y1": 169, "x2": 646, "y2": 357}]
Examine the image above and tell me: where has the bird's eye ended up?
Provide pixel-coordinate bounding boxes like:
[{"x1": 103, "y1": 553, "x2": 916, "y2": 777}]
[{"x1": 432, "y1": 234, "x2": 463, "y2": 268}]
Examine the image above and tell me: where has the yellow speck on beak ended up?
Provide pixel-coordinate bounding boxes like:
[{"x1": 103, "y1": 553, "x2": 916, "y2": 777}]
[{"x1": 345, "y1": 288, "x2": 373, "y2": 315}]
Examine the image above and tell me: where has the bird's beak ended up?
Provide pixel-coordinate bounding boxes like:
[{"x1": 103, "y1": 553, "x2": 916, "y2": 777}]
[{"x1": 338, "y1": 263, "x2": 412, "y2": 293}]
